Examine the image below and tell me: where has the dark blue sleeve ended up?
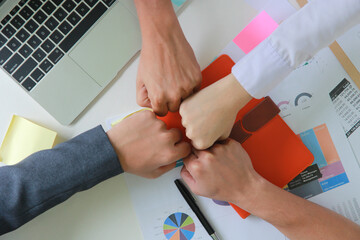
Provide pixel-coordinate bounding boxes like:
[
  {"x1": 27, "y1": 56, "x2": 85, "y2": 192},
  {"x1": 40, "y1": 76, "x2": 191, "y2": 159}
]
[{"x1": 0, "y1": 125, "x2": 123, "y2": 235}]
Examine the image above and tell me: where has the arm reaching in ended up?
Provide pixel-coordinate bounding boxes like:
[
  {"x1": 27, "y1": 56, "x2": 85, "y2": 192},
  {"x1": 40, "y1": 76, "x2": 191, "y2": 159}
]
[
  {"x1": 134, "y1": 0, "x2": 202, "y2": 116},
  {"x1": 0, "y1": 110, "x2": 190, "y2": 235},
  {"x1": 181, "y1": 139, "x2": 360, "y2": 240}
]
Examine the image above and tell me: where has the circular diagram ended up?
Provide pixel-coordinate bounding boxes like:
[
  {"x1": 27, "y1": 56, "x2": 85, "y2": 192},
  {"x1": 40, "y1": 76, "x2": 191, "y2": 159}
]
[
  {"x1": 163, "y1": 212, "x2": 195, "y2": 240},
  {"x1": 294, "y1": 92, "x2": 312, "y2": 107}
]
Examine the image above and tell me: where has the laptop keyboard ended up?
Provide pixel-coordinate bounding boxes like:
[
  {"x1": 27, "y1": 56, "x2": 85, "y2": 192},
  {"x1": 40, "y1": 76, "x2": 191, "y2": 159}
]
[{"x1": 0, "y1": 0, "x2": 116, "y2": 92}]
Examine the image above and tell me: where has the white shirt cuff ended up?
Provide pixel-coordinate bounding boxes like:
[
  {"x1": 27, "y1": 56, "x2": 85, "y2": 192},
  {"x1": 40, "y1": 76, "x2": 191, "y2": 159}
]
[{"x1": 231, "y1": 38, "x2": 293, "y2": 99}]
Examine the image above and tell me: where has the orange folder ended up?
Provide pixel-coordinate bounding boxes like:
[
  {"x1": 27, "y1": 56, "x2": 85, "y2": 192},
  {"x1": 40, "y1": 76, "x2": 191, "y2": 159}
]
[{"x1": 158, "y1": 55, "x2": 314, "y2": 218}]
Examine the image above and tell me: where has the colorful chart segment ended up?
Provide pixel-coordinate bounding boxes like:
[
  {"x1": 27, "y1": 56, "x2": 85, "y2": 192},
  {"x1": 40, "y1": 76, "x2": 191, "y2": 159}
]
[
  {"x1": 171, "y1": 0, "x2": 186, "y2": 6},
  {"x1": 285, "y1": 124, "x2": 349, "y2": 199},
  {"x1": 164, "y1": 212, "x2": 195, "y2": 240},
  {"x1": 212, "y1": 199, "x2": 230, "y2": 206}
]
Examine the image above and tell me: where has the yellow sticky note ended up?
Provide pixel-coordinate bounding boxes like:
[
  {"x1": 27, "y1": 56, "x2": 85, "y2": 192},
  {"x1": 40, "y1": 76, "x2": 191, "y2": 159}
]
[{"x1": 0, "y1": 115, "x2": 57, "y2": 165}]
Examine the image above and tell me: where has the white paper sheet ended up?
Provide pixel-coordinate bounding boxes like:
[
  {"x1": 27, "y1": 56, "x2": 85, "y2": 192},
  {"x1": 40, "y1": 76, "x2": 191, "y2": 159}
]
[{"x1": 245, "y1": 0, "x2": 297, "y2": 23}]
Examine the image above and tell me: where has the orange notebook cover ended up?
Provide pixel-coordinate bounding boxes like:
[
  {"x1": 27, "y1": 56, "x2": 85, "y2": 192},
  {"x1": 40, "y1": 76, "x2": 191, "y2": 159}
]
[{"x1": 158, "y1": 55, "x2": 314, "y2": 218}]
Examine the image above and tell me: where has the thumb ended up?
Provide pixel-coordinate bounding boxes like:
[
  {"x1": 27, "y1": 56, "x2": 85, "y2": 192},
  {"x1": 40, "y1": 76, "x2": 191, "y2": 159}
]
[{"x1": 180, "y1": 166, "x2": 197, "y2": 193}]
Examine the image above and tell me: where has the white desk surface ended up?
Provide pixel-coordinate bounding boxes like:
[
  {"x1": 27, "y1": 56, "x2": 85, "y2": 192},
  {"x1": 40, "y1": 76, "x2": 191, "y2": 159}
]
[{"x1": 0, "y1": 0, "x2": 260, "y2": 239}]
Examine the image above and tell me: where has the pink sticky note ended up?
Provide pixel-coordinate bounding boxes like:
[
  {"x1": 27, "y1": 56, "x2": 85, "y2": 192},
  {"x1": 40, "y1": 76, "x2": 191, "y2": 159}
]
[{"x1": 233, "y1": 11, "x2": 278, "y2": 54}]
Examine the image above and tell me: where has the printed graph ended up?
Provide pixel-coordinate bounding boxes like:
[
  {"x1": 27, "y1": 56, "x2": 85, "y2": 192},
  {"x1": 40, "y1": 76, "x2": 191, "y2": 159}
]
[
  {"x1": 285, "y1": 124, "x2": 349, "y2": 198},
  {"x1": 294, "y1": 92, "x2": 312, "y2": 107},
  {"x1": 163, "y1": 212, "x2": 195, "y2": 240}
]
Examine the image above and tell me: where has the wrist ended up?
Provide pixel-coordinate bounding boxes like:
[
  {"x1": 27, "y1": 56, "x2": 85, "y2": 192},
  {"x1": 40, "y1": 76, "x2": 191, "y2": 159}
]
[
  {"x1": 142, "y1": 20, "x2": 185, "y2": 48},
  {"x1": 221, "y1": 74, "x2": 252, "y2": 112},
  {"x1": 106, "y1": 128, "x2": 128, "y2": 171},
  {"x1": 233, "y1": 170, "x2": 268, "y2": 210},
  {"x1": 135, "y1": 0, "x2": 182, "y2": 43}
]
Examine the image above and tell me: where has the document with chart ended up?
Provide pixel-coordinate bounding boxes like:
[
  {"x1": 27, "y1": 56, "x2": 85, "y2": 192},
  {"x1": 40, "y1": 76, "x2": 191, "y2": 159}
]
[{"x1": 268, "y1": 46, "x2": 360, "y2": 229}]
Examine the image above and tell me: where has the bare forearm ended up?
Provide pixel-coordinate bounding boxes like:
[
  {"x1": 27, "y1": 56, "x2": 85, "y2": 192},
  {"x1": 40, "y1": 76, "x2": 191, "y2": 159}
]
[
  {"x1": 134, "y1": 0, "x2": 201, "y2": 115},
  {"x1": 238, "y1": 177, "x2": 360, "y2": 240},
  {"x1": 134, "y1": 0, "x2": 182, "y2": 41}
]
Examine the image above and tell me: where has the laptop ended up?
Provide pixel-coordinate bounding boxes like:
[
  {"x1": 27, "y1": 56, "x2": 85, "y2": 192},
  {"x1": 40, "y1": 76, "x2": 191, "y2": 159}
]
[{"x1": 0, "y1": 0, "x2": 187, "y2": 125}]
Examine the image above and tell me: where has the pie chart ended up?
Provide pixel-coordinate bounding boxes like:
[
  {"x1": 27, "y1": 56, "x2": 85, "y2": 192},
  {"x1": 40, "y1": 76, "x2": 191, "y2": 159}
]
[{"x1": 163, "y1": 212, "x2": 195, "y2": 240}]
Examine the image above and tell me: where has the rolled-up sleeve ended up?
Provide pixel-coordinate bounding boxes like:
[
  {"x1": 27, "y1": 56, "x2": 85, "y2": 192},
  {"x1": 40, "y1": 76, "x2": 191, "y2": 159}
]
[{"x1": 232, "y1": 0, "x2": 360, "y2": 98}]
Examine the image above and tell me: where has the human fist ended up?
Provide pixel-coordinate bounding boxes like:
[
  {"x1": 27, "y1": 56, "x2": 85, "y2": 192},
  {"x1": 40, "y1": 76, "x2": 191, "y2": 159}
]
[
  {"x1": 180, "y1": 139, "x2": 261, "y2": 205},
  {"x1": 107, "y1": 110, "x2": 191, "y2": 178},
  {"x1": 179, "y1": 74, "x2": 251, "y2": 150},
  {"x1": 136, "y1": 23, "x2": 201, "y2": 116}
]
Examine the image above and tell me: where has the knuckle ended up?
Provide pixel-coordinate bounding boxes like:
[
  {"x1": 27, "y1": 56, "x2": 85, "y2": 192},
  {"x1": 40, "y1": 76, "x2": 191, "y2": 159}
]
[
  {"x1": 193, "y1": 139, "x2": 209, "y2": 150},
  {"x1": 203, "y1": 152, "x2": 215, "y2": 162},
  {"x1": 179, "y1": 100, "x2": 189, "y2": 113},
  {"x1": 185, "y1": 128, "x2": 193, "y2": 139},
  {"x1": 169, "y1": 91, "x2": 182, "y2": 103},
  {"x1": 181, "y1": 81, "x2": 193, "y2": 93},
  {"x1": 172, "y1": 127, "x2": 181, "y2": 135},
  {"x1": 192, "y1": 141, "x2": 202, "y2": 150},
  {"x1": 227, "y1": 138, "x2": 238, "y2": 148},
  {"x1": 189, "y1": 161, "x2": 201, "y2": 173},
  {"x1": 195, "y1": 70, "x2": 202, "y2": 82},
  {"x1": 142, "y1": 109, "x2": 154, "y2": 118},
  {"x1": 167, "y1": 148, "x2": 178, "y2": 160},
  {"x1": 227, "y1": 138, "x2": 235, "y2": 145},
  {"x1": 176, "y1": 143, "x2": 190, "y2": 157},
  {"x1": 163, "y1": 131, "x2": 175, "y2": 142},
  {"x1": 179, "y1": 106, "x2": 186, "y2": 119},
  {"x1": 154, "y1": 119, "x2": 166, "y2": 130},
  {"x1": 192, "y1": 71, "x2": 202, "y2": 86},
  {"x1": 187, "y1": 132, "x2": 204, "y2": 147},
  {"x1": 152, "y1": 94, "x2": 165, "y2": 107},
  {"x1": 181, "y1": 117, "x2": 188, "y2": 129},
  {"x1": 212, "y1": 144, "x2": 223, "y2": 154}
]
